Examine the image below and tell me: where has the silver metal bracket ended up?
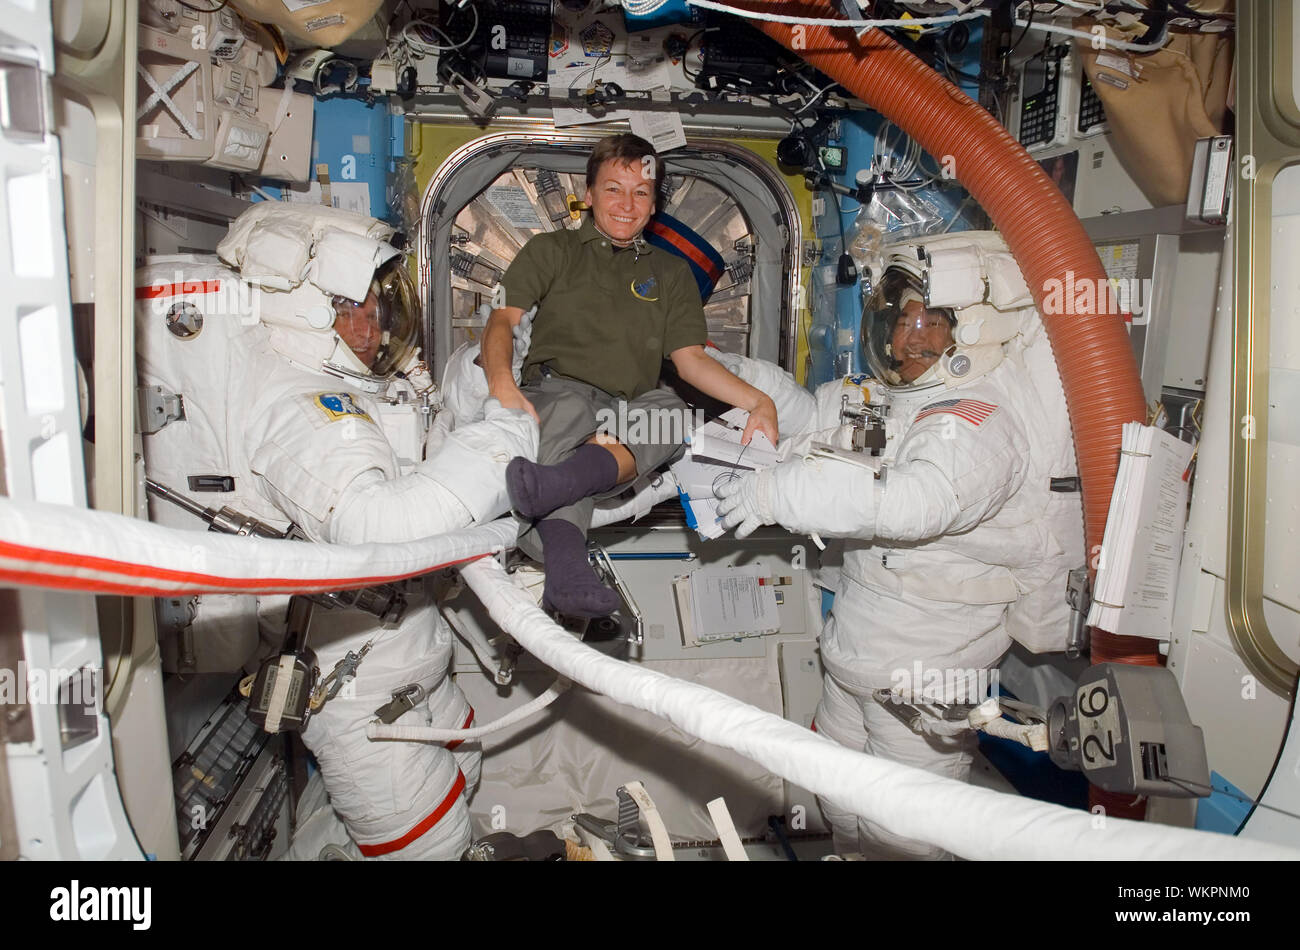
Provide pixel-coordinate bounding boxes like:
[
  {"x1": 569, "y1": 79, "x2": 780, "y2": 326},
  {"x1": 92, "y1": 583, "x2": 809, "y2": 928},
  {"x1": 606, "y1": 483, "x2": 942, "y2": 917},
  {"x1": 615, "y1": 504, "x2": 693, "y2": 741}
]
[
  {"x1": 571, "y1": 784, "x2": 658, "y2": 860},
  {"x1": 137, "y1": 385, "x2": 185, "y2": 434},
  {"x1": 1065, "y1": 567, "x2": 1091, "y2": 659},
  {"x1": 589, "y1": 544, "x2": 644, "y2": 646}
]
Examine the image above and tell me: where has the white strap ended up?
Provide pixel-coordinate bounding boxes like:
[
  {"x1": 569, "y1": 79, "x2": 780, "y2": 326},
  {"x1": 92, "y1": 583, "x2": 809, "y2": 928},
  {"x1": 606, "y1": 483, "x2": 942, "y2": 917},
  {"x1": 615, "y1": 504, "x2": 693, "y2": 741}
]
[
  {"x1": 263, "y1": 653, "x2": 297, "y2": 734},
  {"x1": 968, "y1": 697, "x2": 1049, "y2": 751},
  {"x1": 621, "y1": 781, "x2": 674, "y2": 862},
  {"x1": 574, "y1": 824, "x2": 617, "y2": 862},
  {"x1": 706, "y1": 797, "x2": 749, "y2": 862},
  {"x1": 271, "y1": 83, "x2": 296, "y2": 135},
  {"x1": 136, "y1": 61, "x2": 201, "y2": 138},
  {"x1": 366, "y1": 678, "x2": 569, "y2": 742}
]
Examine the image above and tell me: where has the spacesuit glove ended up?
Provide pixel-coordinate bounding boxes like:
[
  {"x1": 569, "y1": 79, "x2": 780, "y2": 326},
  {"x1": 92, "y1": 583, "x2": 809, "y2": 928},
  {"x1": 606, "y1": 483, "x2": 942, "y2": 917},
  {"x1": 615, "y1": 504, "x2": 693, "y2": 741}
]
[
  {"x1": 719, "y1": 454, "x2": 881, "y2": 541},
  {"x1": 510, "y1": 308, "x2": 535, "y2": 379},
  {"x1": 417, "y1": 399, "x2": 539, "y2": 523},
  {"x1": 714, "y1": 469, "x2": 775, "y2": 540}
]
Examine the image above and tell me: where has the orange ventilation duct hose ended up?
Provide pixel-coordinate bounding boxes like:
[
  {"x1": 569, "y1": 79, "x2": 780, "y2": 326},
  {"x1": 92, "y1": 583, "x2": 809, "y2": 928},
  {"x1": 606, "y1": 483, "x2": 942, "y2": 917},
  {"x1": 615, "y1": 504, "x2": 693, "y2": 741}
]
[{"x1": 743, "y1": 2, "x2": 1157, "y2": 814}]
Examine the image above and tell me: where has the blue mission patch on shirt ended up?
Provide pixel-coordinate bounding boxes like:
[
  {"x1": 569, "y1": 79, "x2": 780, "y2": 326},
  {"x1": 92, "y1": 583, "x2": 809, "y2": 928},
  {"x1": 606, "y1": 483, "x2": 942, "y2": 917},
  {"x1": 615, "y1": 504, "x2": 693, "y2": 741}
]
[
  {"x1": 631, "y1": 275, "x2": 659, "y2": 301},
  {"x1": 313, "y1": 392, "x2": 373, "y2": 423}
]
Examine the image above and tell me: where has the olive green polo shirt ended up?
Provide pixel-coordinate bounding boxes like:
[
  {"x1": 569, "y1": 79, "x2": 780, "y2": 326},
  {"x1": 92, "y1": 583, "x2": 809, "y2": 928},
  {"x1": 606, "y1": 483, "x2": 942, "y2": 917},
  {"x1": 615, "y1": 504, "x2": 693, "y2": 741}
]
[{"x1": 501, "y1": 217, "x2": 708, "y2": 400}]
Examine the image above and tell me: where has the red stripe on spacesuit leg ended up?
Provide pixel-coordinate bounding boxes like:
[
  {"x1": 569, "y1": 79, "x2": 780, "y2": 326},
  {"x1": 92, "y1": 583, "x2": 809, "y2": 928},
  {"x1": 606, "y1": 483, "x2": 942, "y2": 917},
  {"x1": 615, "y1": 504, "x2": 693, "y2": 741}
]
[
  {"x1": 446, "y1": 707, "x2": 476, "y2": 750},
  {"x1": 356, "y1": 769, "x2": 468, "y2": 857}
]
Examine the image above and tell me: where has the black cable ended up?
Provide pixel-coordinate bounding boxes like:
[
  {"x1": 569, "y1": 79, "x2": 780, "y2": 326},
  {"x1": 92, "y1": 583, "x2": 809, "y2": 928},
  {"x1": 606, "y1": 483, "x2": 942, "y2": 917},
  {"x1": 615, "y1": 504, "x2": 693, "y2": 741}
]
[
  {"x1": 1163, "y1": 775, "x2": 1300, "y2": 825},
  {"x1": 176, "y1": 0, "x2": 230, "y2": 11},
  {"x1": 941, "y1": 52, "x2": 985, "y2": 85},
  {"x1": 756, "y1": 94, "x2": 806, "y2": 129},
  {"x1": 582, "y1": 49, "x2": 611, "y2": 90},
  {"x1": 767, "y1": 815, "x2": 800, "y2": 862},
  {"x1": 681, "y1": 28, "x2": 715, "y2": 83},
  {"x1": 1006, "y1": 0, "x2": 1036, "y2": 61}
]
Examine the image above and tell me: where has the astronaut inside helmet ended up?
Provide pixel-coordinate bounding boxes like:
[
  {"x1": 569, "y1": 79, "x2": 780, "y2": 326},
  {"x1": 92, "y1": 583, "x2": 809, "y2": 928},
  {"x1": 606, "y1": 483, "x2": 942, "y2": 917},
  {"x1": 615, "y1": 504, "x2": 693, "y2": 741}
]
[
  {"x1": 328, "y1": 257, "x2": 420, "y2": 378},
  {"x1": 863, "y1": 269, "x2": 958, "y2": 388}
]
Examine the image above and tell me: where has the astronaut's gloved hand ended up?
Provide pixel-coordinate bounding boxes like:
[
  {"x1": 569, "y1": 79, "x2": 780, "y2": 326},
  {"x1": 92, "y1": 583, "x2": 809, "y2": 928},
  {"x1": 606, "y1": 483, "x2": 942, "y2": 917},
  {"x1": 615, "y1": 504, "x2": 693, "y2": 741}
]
[{"x1": 714, "y1": 469, "x2": 775, "y2": 540}]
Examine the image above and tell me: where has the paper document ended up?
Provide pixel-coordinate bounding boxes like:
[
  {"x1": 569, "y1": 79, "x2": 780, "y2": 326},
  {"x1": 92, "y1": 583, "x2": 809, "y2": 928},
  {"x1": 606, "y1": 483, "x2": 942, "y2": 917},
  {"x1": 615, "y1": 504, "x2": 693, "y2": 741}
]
[
  {"x1": 675, "y1": 566, "x2": 781, "y2": 645},
  {"x1": 687, "y1": 408, "x2": 779, "y2": 468},
  {"x1": 1086, "y1": 423, "x2": 1196, "y2": 638},
  {"x1": 485, "y1": 185, "x2": 544, "y2": 229},
  {"x1": 629, "y1": 110, "x2": 686, "y2": 153},
  {"x1": 282, "y1": 182, "x2": 370, "y2": 217},
  {"x1": 671, "y1": 409, "x2": 779, "y2": 540}
]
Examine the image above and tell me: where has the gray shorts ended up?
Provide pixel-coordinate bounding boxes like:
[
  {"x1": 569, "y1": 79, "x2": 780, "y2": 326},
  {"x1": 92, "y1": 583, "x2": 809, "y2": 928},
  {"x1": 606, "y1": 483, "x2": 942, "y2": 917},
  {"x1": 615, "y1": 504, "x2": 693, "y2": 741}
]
[{"x1": 515, "y1": 370, "x2": 690, "y2": 561}]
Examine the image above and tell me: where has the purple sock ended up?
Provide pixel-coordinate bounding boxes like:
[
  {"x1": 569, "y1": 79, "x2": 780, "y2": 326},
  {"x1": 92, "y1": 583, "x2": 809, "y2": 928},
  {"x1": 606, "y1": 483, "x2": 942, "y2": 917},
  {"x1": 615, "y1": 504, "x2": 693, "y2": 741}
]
[
  {"x1": 507, "y1": 442, "x2": 620, "y2": 520},
  {"x1": 535, "y1": 519, "x2": 621, "y2": 618}
]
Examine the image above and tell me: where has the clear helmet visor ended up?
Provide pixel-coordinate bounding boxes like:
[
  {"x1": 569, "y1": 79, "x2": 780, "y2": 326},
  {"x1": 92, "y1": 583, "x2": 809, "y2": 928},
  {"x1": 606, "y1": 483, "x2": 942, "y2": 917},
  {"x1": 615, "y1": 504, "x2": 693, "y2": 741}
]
[
  {"x1": 330, "y1": 258, "x2": 420, "y2": 377},
  {"x1": 861, "y1": 268, "x2": 957, "y2": 389}
]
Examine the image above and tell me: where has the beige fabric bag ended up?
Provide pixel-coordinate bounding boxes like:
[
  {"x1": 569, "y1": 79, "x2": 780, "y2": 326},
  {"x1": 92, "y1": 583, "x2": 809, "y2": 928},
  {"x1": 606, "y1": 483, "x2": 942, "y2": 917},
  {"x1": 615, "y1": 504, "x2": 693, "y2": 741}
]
[
  {"x1": 1076, "y1": 5, "x2": 1234, "y2": 207},
  {"x1": 232, "y1": 0, "x2": 383, "y2": 48}
]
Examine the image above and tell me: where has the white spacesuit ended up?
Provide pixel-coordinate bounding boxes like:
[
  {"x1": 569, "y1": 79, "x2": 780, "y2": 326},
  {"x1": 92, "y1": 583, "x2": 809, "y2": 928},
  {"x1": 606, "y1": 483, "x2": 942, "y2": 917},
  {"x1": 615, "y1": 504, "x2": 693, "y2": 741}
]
[
  {"x1": 716, "y1": 233, "x2": 1084, "y2": 859},
  {"x1": 135, "y1": 203, "x2": 537, "y2": 860}
]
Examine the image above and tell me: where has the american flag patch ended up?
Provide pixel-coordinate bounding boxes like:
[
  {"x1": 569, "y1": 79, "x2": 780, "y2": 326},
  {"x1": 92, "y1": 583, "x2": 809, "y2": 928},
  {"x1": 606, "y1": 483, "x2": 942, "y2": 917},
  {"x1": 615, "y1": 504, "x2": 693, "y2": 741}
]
[{"x1": 913, "y1": 398, "x2": 999, "y2": 427}]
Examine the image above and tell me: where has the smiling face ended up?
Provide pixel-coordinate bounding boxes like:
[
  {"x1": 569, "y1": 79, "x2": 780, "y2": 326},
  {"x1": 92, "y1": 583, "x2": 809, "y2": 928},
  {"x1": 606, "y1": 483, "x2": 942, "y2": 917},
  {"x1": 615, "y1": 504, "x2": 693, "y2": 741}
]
[
  {"x1": 584, "y1": 159, "x2": 656, "y2": 245},
  {"x1": 333, "y1": 290, "x2": 383, "y2": 370},
  {"x1": 891, "y1": 298, "x2": 955, "y2": 383}
]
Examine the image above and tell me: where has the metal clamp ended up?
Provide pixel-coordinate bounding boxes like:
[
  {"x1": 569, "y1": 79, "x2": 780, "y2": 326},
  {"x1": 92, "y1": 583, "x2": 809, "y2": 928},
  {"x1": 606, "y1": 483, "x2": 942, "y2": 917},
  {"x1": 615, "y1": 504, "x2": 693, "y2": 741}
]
[
  {"x1": 1065, "y1": 567, "x2": 1091, "y2": 660},
  {"x1": 839, "y1": 393, "x2": 888, "y2": 454},
  {"x1": 571, "y1": 785, "x2": 658, "y2": 861},
  {"x1": 372, "y1": 683, "x2": 426, "y2": 725},
  {"x1": 137, "y1": 386, "x2": 185, "y2": 434},
  {"x1": 589, "y1": 543, "x2": 644, "y2": 646}
]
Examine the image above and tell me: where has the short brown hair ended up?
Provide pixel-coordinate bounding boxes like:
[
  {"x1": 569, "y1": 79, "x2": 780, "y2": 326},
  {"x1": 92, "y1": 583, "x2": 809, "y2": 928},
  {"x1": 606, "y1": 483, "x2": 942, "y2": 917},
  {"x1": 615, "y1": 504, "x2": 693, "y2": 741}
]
[{"x1": 587, "y1": 133, "x2": 661, "y2": 196}]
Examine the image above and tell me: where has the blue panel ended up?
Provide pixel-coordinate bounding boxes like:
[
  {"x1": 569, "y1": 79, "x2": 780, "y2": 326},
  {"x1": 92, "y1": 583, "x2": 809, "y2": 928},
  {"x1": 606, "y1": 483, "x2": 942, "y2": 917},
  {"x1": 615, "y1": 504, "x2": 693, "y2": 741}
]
[
  {"x1": 1195, "y1": 771, "x2": 1254, "y2": 835},
  {"x1": 805, "y1": 25, "x2": 984, "y2": 388},
  {"x1": 978, "y1": 679, "x2": 1090, "y2": 809},
  {"x1": 311, "y1": 96, "x2": 393, "y2": 222},
  {"x1": 977, "y1": 732, "x2": 1091, "y2": 810},
  {"x1": 622, "y1": 0, "x2": 703, "y2": 31}
]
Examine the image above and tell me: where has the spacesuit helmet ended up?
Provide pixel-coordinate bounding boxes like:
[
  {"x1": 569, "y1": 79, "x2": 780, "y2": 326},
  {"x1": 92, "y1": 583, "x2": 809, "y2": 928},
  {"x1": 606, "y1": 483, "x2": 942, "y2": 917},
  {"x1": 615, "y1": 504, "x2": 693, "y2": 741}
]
[
  {"x1": 862, "y1": 267, "x2": 956, "y2": 390},
  {"x1": 215, "y1": 203, "x2": 423, "y2": 390},
  {"x1": 327, "y1": 256, "x2": 420, "y2": 378},
  {"x1": 861, "y1": 234, "x2": 1035, "y2": 393}
]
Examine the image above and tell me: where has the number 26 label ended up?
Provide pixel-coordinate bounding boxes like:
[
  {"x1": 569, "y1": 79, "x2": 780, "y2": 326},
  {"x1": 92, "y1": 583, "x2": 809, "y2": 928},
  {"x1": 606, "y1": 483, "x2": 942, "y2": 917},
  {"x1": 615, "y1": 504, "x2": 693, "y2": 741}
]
[{"x1": 1076, "y1": 679, "x2": 1120, "y2": 770}]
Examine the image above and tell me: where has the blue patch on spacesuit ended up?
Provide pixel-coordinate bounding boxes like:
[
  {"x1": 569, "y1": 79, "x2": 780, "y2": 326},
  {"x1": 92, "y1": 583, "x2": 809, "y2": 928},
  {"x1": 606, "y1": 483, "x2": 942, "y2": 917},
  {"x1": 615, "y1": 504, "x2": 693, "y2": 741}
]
[
  {"x1": 846, "y1": 373, "x2": 869, "y2": 385},
  {"x1": 313, "y1": 392, "x2": 373, "y2": 423}
]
